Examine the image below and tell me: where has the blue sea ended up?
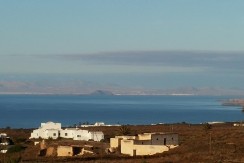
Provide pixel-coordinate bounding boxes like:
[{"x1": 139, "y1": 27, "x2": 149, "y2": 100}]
[{"x1": 0, "y1": 95, "x2": 243, "y2": 128}]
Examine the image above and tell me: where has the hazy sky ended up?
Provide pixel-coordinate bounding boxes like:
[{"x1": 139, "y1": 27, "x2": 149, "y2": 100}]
[{"x1": 1, "y1": 1, "x2": 244, "y2": 89}]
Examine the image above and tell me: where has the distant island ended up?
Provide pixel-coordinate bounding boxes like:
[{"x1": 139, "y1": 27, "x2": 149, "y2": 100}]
[{"x1": 89, "y1": 90, "x2": 114, "y2": 96}]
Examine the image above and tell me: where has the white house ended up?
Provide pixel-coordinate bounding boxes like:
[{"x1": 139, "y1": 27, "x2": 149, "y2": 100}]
[
  {"x1": 30, "y1": 122, "x2": 61, "y2": 139},
  {"x1": 30, "y1": 122, "x2": 104, "y2": 141},
  {"x1": 60, "y1": 128, "x2": 104, "y2": 141}
]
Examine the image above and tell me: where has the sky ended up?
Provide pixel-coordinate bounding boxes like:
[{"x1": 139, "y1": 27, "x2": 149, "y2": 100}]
[{"x1": 0, "y1": 0, "x2": 244, "y2": 90}]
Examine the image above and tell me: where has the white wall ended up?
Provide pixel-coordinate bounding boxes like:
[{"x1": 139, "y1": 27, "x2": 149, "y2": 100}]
[
  {"x1": 45, "y1": 130, "x2": 59, "y2": 139},
  {"x1": 90, "y1": 131, "x2": 104, "y2": 141},
  {"x1": 72, "y1": 130, "x2": 104, "y2": 141},
  {"x1": 60, "y1": 129, "x2": 76, "y2": 139},
  {"x1": 60, "y1": 129, "x2": 99, "y2": 141},
  {"x1": 73, "y1": 130, "x2": 90, "y2": 141}
]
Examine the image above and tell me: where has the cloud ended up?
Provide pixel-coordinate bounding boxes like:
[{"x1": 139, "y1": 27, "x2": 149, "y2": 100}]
[
  {"x1": 2, "y1": 50, "x2": 244, "y2": 74},
  {"x1": 48, "y1": 50, "x2": 244, "y2": 71},
  {"x1": 1, "y1": 51, "x2": 244, "y2": 90}
]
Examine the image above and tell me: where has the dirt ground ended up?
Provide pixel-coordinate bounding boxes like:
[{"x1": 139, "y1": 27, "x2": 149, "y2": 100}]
[{"x1": 1, "y1": 123, "x2": 244, "y2": 163}]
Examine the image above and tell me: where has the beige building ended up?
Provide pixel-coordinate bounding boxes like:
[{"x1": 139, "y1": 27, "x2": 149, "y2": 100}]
[
  {"x1": 110, "y1": 133, "x2": 178, "y2": 156},
  {"x1": 57, "y1": 145, "x2": 82, "y2": 156}
]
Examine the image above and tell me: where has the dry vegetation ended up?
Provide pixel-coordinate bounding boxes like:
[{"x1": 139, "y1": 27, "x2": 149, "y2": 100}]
[{"x1": 1, "y1": 123, "x2": 244, "y2": 163}]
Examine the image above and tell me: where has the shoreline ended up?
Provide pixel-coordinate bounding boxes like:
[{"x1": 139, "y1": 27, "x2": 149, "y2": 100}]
[
  {"x1": 1, "y1": 121, "x2": 243, "y2": 130},
  {"x1": 222, "y1": 99, "x2": 244, "y2": 111}
]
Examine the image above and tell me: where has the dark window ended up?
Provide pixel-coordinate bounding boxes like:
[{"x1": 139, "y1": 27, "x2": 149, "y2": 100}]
[
  {"x1": 65, "y1": 133, "x2": 68, "y2": 136},
  {"x1": 53, "y1": 133, "x2": 56, "y2": 136}
]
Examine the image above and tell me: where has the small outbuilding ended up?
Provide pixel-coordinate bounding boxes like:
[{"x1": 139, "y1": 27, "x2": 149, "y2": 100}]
[{"x1": 57, "y1": 145, "x2": 83, "y2": 156}]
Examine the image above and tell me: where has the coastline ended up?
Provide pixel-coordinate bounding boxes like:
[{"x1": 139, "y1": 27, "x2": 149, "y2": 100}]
[{"x1": 222, "y1": 99, "x2": 244, "y2": 106}]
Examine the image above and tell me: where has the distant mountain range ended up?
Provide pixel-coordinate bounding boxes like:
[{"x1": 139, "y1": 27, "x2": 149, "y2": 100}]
[{"x1": 1, "y1": 80, "x2": 244, "y2": 96}]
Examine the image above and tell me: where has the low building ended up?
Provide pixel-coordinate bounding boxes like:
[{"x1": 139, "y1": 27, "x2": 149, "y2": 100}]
[
  {"x1": 110, "y1": 133, "x2": 178, "y2": 156},
  {"x1": 30, "y1": 122, "x2": 62, "y2": 139},
  {"x1": 60, "y1": 128, "x2": 104, "y2": 141}
]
